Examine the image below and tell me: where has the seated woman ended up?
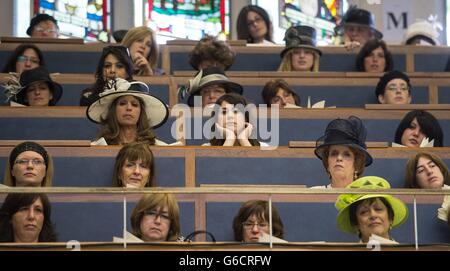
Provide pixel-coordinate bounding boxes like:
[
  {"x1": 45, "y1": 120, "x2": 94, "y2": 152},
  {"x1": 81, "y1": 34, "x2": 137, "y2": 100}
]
[
  {"x1": 121, "y1": 26, "x2": 164, "y2": 76},
  {"x1": 403, "y1": 17, "x2": 441, "y2": 45},
  {"x1": 334, "y1": 6, "x2": 383, "y2": 50},
  {"x1": 2, "y1": 44, "x2": 45, "y2": 74},
  {"x1": 236, "y1": 5, "x2": 273, "y2": 44},
  {"x1": 184, "y1": 66, "x2": 243, "y2": 108},
  {"x1": 404, "y1": 152, "x2": 449, "y2": 189},
  {"x1": 312, "y1": 116, "x2": 372, "y2": 188},
  {"x1": 374, "y1": 71, "x2": 411, "y2": 104},
  {"x1": 0, "y1": 193, "x2": 57, "y2": 242},
  {"x1": 188, "y1": 35, "x2": 235, "y2": 71},
  {"x1": 233, "y1": 200, "x2": 284, "y2": 243},
  {"x1": 87, "y1": 78, "x2": 169, "y2": 145},
  {"x1": 206, "y1": 93, "x2": 262, "y2": 147},
  {"x1": 394, "y1": 110, "x2": 443, "y2": 147},
  {"x1": 130, "y1": 194, "x2": 180, "y2": 242},
  {"x1": 278, "y1": 25, "x2": 321, "y2": 72},
  {"x1": 355, "y1": 39, "x2": 393, "y2": 73},
  {"x1": 80, "y1": 45, "x2": 133, "y2": 106},
  {"x1": 113, "y1": 142, "x2": 154, "y2": 188},
  {"x1": 335, "y1": 176, "x2": 408, "y2": 243},
  {"x1": 3, "y1": 141, "x2": 53, "y2": 187},
  {"x1": 3, "y1": 66, "x2": 63, "y2": 106},
  {"x1": 261, "y1": 79, "x2": 300, "y2": 108}
]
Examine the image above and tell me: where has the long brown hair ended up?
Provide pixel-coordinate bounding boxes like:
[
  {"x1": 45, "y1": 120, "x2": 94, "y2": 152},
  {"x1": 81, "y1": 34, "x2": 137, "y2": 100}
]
[
  {"x1": 97, "y1": 95, "x2": 156, "y2": 145},
  {"x1": 404, "y1": 152, "x2": 450, "y2": 188},
  {"x1": 121, "y1": 26, "x2": 158, "y2": 75}
]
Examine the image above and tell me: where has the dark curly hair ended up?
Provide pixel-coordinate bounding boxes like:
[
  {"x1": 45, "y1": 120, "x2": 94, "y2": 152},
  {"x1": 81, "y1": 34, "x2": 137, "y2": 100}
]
[{"x1": 188, "y1": 35, "x2": 235, "y2": 70}]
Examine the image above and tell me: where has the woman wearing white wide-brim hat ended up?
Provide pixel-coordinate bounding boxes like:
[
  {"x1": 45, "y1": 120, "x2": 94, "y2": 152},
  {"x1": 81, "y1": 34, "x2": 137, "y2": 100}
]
[{"x1": 86, "y1": 78, "x2": 169, "y2": 146}]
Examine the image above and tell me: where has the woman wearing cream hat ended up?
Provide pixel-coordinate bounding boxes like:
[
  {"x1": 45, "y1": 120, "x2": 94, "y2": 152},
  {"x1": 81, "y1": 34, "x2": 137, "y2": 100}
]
[{"x1": 335, "y1": 176, "x2": 408, "y2": 243}]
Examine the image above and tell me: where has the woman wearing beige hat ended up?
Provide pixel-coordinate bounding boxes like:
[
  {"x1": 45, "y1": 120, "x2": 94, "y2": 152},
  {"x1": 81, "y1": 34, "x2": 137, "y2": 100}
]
[{"x1": 86, "y1": 78, "x2": 169, "y2": 145}]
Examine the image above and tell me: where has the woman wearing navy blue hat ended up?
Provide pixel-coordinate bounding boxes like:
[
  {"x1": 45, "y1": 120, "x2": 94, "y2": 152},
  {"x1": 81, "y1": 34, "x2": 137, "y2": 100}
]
[
  {"x1": 312, "y1": 116, "x2": 373, "y2": 188},
  {"x1": 335, "y1": 6, "x2": 383, "y2": 50},
  {"x1": 3, "y1": 66, "x2": 63, "y2": 106},
  {"x1": 278, "y1": 25, "x2": 321, "y2": 72}
]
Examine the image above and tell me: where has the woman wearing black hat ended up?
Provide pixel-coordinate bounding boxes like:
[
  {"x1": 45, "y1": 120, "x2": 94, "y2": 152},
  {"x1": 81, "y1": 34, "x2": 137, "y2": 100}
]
[
  {"x1": 312, "y1": 116, "x2": 373, "y2": 188},
  {"x1": 3, "y1": 66, "x2": 63, "y2": 106},
  {"x1": 27, "y1": 13, "x2": 59, "y2": 38},
  {"x1": 394, "y1": 110, "x2": 443, "y2": 147},
  {"x1": 3, "y1": 141, "x2": 54, "y2": 187},
  {"x1": 375, "y1": 71, "x2": 412, "y2": 104},
  {"x1": 334, "y1": 6, "x2": 383, "y2": 50},
  {"x1": 278, "y1": 26, "x2": 321, "y2": 72}
]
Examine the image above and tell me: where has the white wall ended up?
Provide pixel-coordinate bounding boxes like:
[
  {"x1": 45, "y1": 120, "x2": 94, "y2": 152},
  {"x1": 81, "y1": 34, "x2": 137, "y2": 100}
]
[
  {"x1": 350, "y1": 0, "x2": 446, "y2": 44},
  {"x1": 0, "y1": 0, "x2": 15, "y2": 36}
]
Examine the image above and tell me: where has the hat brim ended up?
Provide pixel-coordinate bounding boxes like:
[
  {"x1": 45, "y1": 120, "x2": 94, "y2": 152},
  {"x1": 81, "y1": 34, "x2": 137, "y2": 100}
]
[
  {"x1": 187, "y1": 80, "x2": 243, "y2": 107},
  {"x1": 280, "y1": 45, "x2": 322, "y2": 58},
  {"x1": 86, "y1": 91, "x2": 169, "y2": 129},
  {"x1": 314, "y1": 141, "x2": 373, "y2": 167},
  {"x1": 16, "y1": 80, "x2": 63, "y2": 106},
  {"x1": 335, "y1": 23, "x2": 383, "y2": 40},
  {"x1": 336, "y1": 194, "x2": 408, "y2": 234}
]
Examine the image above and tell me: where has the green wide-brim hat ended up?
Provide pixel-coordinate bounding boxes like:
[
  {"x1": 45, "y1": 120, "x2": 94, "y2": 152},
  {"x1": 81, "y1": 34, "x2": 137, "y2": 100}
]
[{"x1": 335, "y1": 176, "x2": 408, "y2": 234}]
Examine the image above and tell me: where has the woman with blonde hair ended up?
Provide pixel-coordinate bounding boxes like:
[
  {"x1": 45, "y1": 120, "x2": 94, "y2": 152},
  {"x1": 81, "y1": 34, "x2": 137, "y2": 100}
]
[
  {"x1": 130, "y1": 194, "x2": 181, "y2": 242},
  {"x1": 278, "y1": 26, "x2": 321, "y2": 72},
  {"x1": 121, "y1": 26, "x2": 164, "y2": 76}
]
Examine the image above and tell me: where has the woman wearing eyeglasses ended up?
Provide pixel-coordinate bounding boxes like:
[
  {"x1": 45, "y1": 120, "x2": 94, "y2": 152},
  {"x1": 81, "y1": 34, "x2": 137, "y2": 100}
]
[
  {"x1": 236, "y1": 5, "x2": 274, "y2": 44},
  {"x1": 375, "y1": 71, "x2": 412, "y2": 104},
  {"x1": 232, "y1": 200, "x2": 284, "y2": 242},
  {"x1": 130, "y1": 194, "x2": 181, "y2": 242},
  {"x1": 3, "y1": 141, "x2": 54, "y2": 187},
  {"x1": 2, "y1": 44, "x2": 45, "y2": 74}
]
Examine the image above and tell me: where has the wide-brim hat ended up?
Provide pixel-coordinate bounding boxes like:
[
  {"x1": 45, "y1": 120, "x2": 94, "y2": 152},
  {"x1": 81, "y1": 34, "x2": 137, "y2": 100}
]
[
  {"x1": 186, "y1": 67, "x2": 243, "y2": 107},
  {"x1": 27, "y1": 13, "x2": 58, "y2": 36},
  {"x1": 86, "y1": 79, "x2": 169, "y2": 129},
  {"x1": 16, "y1": 66, "x2": 63, "y2": 106},
  {"x1": 335, "y1": 176, "x2": 408, "y2": 234},
  {"x1": 281, "y1": 25, "x2": 322, "y2": 58},
  {"x1": 334, "y1": 6, "x2": 383, "y2": 40},
  {"x1": 315, "y1": 116, "x2": 373, "y2": 167}
]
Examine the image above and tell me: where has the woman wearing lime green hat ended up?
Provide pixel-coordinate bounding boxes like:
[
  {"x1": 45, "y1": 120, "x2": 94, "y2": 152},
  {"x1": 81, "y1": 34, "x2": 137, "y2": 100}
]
[{"x1": 335, "y1": 176, "x2": 408, "y2": 243}]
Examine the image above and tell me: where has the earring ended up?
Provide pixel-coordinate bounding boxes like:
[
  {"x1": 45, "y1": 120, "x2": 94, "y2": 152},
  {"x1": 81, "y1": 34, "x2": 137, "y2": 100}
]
[{"x1": 354, "y1": 171, "x2": 358, "y2": 180}]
